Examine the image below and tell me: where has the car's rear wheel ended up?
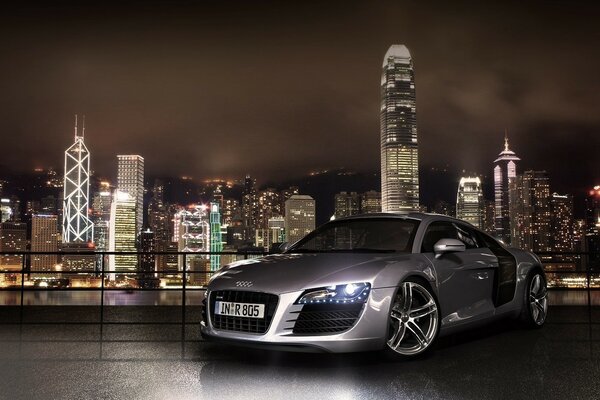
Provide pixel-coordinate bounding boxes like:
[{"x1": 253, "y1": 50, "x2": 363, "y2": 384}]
[
  {"x1": 520, "y1": 270, "x2": 548, "y2": 328},
  {"x1": 384, "y1": 278, "x2": 439, "y2": 359}
]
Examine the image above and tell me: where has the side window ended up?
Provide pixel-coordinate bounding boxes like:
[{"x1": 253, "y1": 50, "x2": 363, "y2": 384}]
[
  {"x1": 421, "y1": 222, "x2": 458, "y2": 253},
  {"x1": 454, "y1": 224, "x2": 480, "y2": 249}
]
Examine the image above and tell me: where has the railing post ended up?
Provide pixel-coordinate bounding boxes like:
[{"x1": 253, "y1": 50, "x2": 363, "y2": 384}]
[
  {"x1": 20, "y1": 253, "x2": 26, "y2": 322},
  {"x1": 100, "y1": 253, "x2": 105, "y2": 358},
  {"x1": 181, "y1": 253, "x2": 187, "y2": 359}
]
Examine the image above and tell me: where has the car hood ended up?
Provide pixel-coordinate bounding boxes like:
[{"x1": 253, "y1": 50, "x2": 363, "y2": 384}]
[{"x1": 207, "y1": 252, "x2": 421, "y2": 293}]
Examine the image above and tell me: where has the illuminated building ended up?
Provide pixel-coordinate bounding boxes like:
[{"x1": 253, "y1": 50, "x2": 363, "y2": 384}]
[
  {"x1": 285, "y1": 195, "x2": 315, "y2": 244},
  {"x1": 257, "y1": 188, "x2": 283, "y2": 229},
  {"x1": 62, "y1": 115, "x2": 94, "y2": 243},
  {"x1": 92, "y1": 182, "x2": 112, "y2": 221},
  {"x1": 494, "y1": 133, "x2": 520, "y2": 244},
  {"x1": 139, "y1": 228, "x2": 156, "y2": 286},
  {"x1": 510, "y1": 170, "x2": 551, "y2": 252},
  {"x1": 380, "y1": 44, "x2": 419, "y2": 212},
  {"x1": 483, "y1": 200, "x2": 495, "y2": 235},
  {"x1": 456, "y1": 177, "x2": 484, "y2": 229},
  {"x1": 31, "y1": 214, "x2": 60, "y2": 273},
  {"x1": 175, "y1": 205, "x2": 210, "y2": 284},
  {"x1": 256, "y1": 216, "x2": 286, "y2": 251},
  {"x1": 209, "y1": 202, "x2": 222, "y2": 272},
  {"x1": 360, "y1": 191, "x2": 382, "y2": 214},
  {"x1": 242, "y1": 175, "x2": 258, "y2": 241},
  {"x1": 117, "y1": 155, "x2": 145, "y2": 236},
  {"x1": 0, "y1": 221, "x2": 27, "y2": 285},
  {"x1": 109, "y1": 191, "x2": 137, "y2": 278},
  {"x1": 550, "y1": 193, "x2": 574, "y2": 252},
  {"x1": 148, "y1": 179, "x2": 171, "y2": 272},
  {"x1": 334, "y1": 192, "x2": 360, "y2": 218},
  {"x1": 62, "y1": 242, "x2": 96, "y2": 274},
  {"x1": 585, "y1": 185, "x2": 600, "y2": 267},
  {"x1": 1, "y1": 198, "x2": 13, "y2": 223}
]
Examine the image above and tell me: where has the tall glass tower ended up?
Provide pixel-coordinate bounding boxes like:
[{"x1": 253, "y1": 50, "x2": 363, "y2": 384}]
[
  {"x1": 494, "y1": 133, "x2": 520, "y2": 244},
  {"x1": 63, "y1": 115, "x2": 94, "y2": 243},
  {"x1": 117, "y1": 155, "x2": 144, "y2": 236},
  {"x1": 380, "y1": 44, "x2": 419, "y2": 212},
  {"x1": 456, "y1": 177, "x2": 484, "y2": 229}
]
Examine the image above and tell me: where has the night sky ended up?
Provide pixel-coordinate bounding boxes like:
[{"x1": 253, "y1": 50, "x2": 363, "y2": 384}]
[{"x1": 0, "y1": 1, "x2": 598, "y2": 195}]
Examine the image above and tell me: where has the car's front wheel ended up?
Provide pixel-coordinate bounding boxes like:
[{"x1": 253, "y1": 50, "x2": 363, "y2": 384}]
[{"x1": 384, "y1": 278, "x2": 440, "y2": 359}]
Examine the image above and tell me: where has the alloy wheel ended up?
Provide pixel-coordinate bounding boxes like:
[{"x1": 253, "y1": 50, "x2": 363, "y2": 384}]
[{"x1": 387, "y1": 281, "x2": 439, "y2": 356}]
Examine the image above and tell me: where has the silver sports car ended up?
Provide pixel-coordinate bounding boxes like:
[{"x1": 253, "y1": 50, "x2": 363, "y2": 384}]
[{"x1": 201, "y1": 213, "x2": 548, "y2": 358}]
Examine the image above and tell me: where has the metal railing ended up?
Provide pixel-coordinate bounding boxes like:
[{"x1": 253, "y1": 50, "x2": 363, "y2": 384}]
[{"x1": 0, "y1": 250, "x2": 597, "y2": 359}]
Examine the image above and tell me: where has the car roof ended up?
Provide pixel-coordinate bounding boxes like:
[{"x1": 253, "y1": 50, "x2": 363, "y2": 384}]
[{"x1": 334, "y1": 212, "x2": 463, "y2": 225}]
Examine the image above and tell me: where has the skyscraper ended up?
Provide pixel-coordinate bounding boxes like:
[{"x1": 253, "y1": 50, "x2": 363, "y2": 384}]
[
  {"x1": 285, "y1": 195, "x2": 315, "y2": 244},
  {"x1": 456, "y1": 177, "x2": 484, "y2": 229},
  {"x1": 494, "y1": 134, "x2": 520, "y2": 244},
  {"x1": 117, "y1": 155, "x2": 144, "y2": 236},
  {"x1": 209, "y1": 202, "x2": 223, "y2": 273},
  {"x1": 63, "y1": 115, "x2": 94, "y2": 243},
  {"x1": 31, "y1": 214, "x2": 59, "y2": 273},
  {"x1": 380, "y1": 44, "x2": 419, "y2": 212},
  {"x1": 509, "y1": 170, "x2": 551, "y2": 252},
  {"x1": 550, "y1": 193, "x2": 574, "y2": 252},
  {"x1": 109, "y1": 191, "x2": 137, "y2": 277}
]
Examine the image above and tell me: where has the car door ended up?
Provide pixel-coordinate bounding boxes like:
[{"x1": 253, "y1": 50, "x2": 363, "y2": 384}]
[{"x1": 421, "y1": 221, "x2": 497, "y2": 325}]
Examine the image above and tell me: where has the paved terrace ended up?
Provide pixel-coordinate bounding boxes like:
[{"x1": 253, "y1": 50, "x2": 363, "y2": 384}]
[{"x1": 0, "y1": 304, "x2": 599, "y2": 400}]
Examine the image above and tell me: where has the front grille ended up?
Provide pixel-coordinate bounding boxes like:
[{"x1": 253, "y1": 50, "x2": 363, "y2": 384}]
[
  {"x1": 292, "y1": 303, "x2": 364, "y2": 334},
  {"x1": 209, "y1": 290, "x2": 278, "y2": 334}
]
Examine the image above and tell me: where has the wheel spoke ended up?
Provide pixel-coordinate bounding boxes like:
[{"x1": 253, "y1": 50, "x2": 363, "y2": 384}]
[
  {"x1": 534, "y1": 301, "x2": 546, "y2": 316},
  {"x1": 402, "y1": 282, "x2": 413, "y2": 312},
  {"x1": 410, "y1": 300, "x2": 436, "y2": 319},
  {"x1": 406, "y1": 321, "x2": 428, "y2": 347},
  {"x1": 532, "y1": 275, "x2": 541, "y2": 294},
  {"x1": 387, "y1": 322, "x2": 406, "y2": 350}
]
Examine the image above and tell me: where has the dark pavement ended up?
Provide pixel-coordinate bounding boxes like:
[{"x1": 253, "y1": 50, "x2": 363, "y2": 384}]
[{"x1": 0, "y1": 305, "x2": 599, "y2": 400}]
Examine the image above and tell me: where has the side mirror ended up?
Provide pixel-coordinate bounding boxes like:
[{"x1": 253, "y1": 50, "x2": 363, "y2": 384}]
[{"x1": 433, "y1": 238, "x2": 465, "y2": 259}]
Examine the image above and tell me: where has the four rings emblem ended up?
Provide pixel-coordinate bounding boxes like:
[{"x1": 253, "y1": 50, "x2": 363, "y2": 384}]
[{"x1": 235, "y1": 281, "x2": 254, "y2": 288}]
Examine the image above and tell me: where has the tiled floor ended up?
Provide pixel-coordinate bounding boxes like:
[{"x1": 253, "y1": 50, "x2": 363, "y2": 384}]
[{"x1": 0, "y1": 306, "x2": 599, "y2": 399}]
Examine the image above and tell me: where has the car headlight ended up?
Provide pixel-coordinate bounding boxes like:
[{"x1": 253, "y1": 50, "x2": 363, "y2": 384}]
[{"x1": 295, "y1": 282, "x2": 371, "y2": 304}]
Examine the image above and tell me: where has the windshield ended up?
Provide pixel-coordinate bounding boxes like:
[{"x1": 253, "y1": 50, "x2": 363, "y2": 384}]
[{"x1": 289, "y1": 218, "x2": 419, "y2": 253}]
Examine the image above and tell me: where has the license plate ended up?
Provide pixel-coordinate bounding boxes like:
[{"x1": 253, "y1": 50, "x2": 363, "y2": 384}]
[{"x1": 214, "y1": 301, "x2": 265, "y2": 319}]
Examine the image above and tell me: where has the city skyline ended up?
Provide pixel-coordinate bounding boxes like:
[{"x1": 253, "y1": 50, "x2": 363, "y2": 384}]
[{"x1": 0, "y1": 1, "x2": 597, "y2": 196}]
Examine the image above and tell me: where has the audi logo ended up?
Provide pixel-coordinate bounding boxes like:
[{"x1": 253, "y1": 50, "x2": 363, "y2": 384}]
[{"x1": 235, "y1": 281, "x2": 254, "y2": 288}]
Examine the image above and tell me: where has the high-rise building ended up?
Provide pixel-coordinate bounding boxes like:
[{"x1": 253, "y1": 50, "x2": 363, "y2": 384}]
[
  {"x1": 139, "y1": 228, "x2": 155, "y2": 274},
  {"x1": 31, "y1": 214, "x2": 59, "y2": 273},
  {"x1": 334, "y1": 192, "x2": 360, "y2": 219},
  {"x1": 209, "y1": 202, "x2": 223, "y2": 273},
  {"x1": 380, "y1": 44, "x2": 419, "y2": 212},
  {"x1": 62, "y1": 115, "x2": 94, "y2": 243},
  {"x1": 550, "y1": 193, "x2": 574, "y2": 252},
  {"x1": 482, "y1": 200, "x2": 496, "y2": 236},
  {"x1": 117, "y1": 155, "x2": 144, "y2": 236},
  {"x1": 109, "y1": 191, "x2": 137, "y2": 277},
  {"x1": 285, "y1": 195, "x2": 315, "y2": 244},
  {"x1": 585, "y1": 186, "x2": 600, "y2": 267},
  {"x1": 360, "y1": 191, "x2": 382, "y2": 214},
  {"x1": 456, "y1": 177, "x2": 484, "y2": 229},
  {"x1": 175, "y1": 205, "x2": 211, "y2": 285},
  {"x1": 494, "y1": 134, "x2": 520, "y2": 244},
  {"x1": 241, "y1": 175, "x2": 258, "y2": 241},
  {"x1": 0, "y1": 221, "x2": 27, "y2": 273},
  {"x1": 510, "y1": 171, "x2": 551, "y2": 252}
]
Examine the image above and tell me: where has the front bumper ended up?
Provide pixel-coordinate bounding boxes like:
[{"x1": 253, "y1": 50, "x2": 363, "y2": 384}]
[{"x1": 200, "y1": 287, "x2": 396, "y2": 353}]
